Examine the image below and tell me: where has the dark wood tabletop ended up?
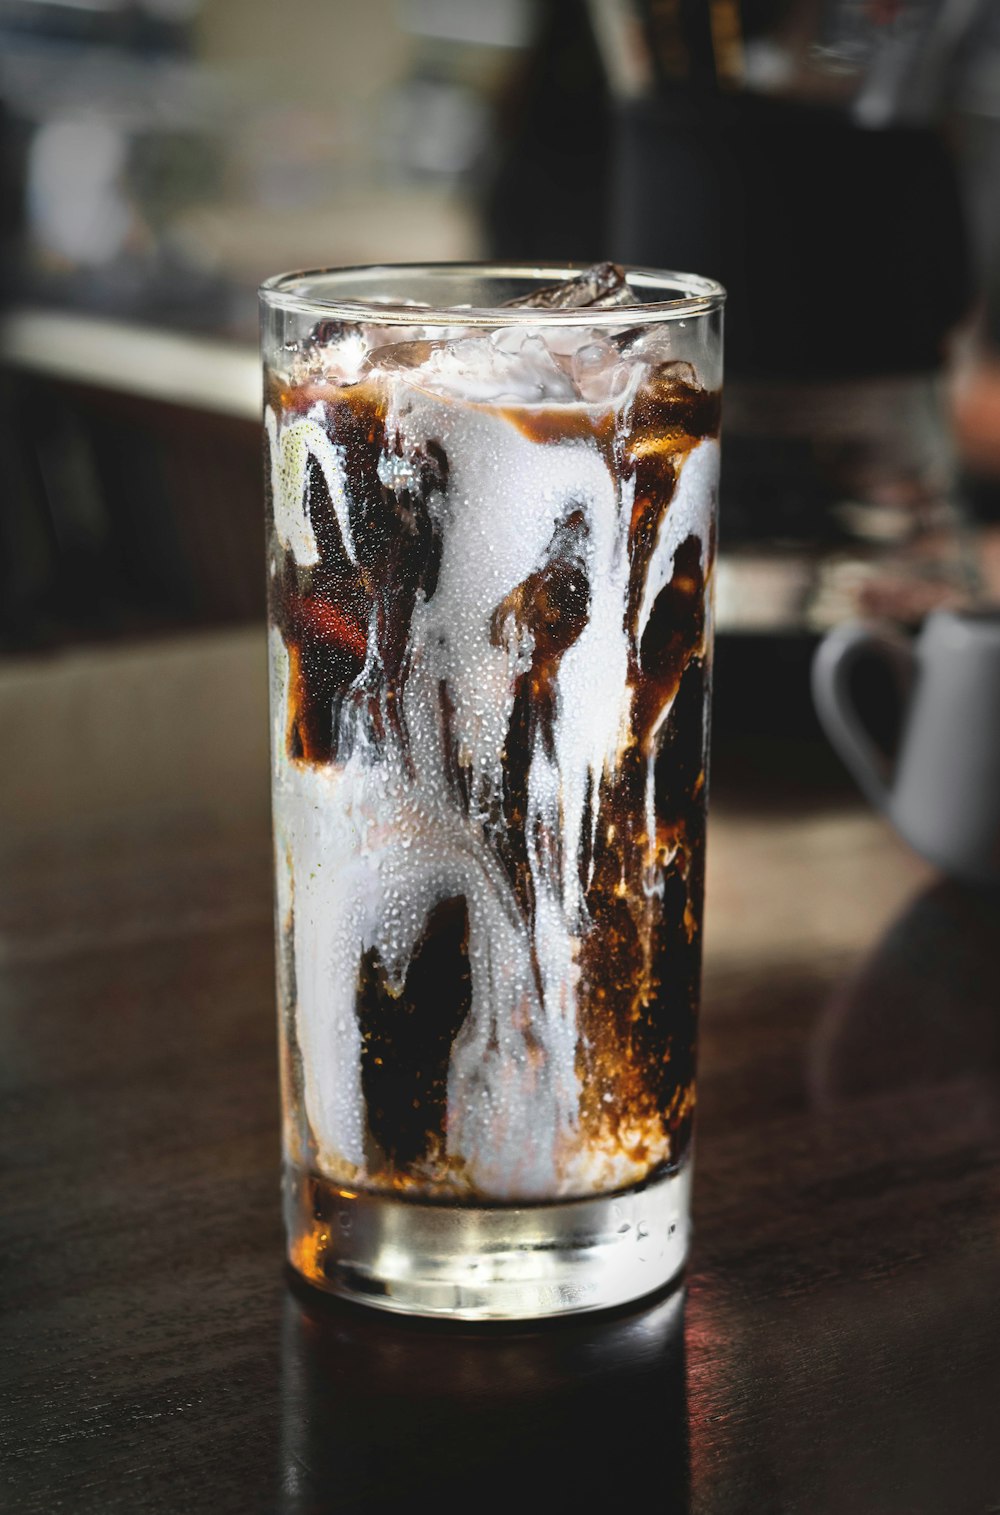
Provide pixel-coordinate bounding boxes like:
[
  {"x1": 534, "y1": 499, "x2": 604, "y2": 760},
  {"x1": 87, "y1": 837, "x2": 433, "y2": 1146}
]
[{"x1": 3, "y1": 630, "x2": 1000, "y2": 1515}]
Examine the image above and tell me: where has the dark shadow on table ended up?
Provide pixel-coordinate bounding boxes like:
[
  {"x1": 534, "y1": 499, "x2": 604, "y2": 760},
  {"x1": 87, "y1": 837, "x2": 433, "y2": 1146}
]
[
  {"x1": 809, "y1": 875, "x2": 1000, "y2": 1112},
  {"x1": 682, "y1": 875, "x2": 1000, "y2": 1515},
  {"x1": 278, "y1": 1278, "x2": 689, "y2": 1514}
]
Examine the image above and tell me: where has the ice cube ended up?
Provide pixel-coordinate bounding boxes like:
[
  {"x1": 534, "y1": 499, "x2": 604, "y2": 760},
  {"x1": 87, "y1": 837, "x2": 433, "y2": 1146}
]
[
  {"x1": 568, "y1": 336, "x2": 633, "y2": 406},
  {"x1": 290, "y1": 326, "x2": 370, "y2": 387},
  {"x1": 504, "y1": 262, "x2": 634, "y2": 311},
  {"x1": 369, "y1": 330, "x2": 579, "y2": 404}
]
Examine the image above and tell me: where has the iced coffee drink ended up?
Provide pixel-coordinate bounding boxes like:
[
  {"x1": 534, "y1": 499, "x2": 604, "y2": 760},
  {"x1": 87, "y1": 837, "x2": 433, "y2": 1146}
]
[{"x1": 261, "y1": 263, "x2": 724, "y2": 1318}]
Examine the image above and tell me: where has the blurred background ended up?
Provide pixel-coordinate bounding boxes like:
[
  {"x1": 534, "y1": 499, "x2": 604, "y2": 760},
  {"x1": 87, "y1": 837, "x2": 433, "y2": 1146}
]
[{"x1": 1, "y1": 0, "x2": 999, "y2": 729}]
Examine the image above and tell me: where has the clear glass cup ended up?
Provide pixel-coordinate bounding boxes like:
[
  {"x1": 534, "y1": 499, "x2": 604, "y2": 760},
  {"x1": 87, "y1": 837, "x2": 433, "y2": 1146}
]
[{"x1": 260, "y1": 263, "x2": 724, "y2": 1319}]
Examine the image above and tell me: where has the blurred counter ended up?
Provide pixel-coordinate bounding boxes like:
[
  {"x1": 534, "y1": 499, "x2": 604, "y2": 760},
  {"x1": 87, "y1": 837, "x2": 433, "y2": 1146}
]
[
  {"x1": 0, "y1": 307, "x2": 259, "y2": 418},
  {"x1": 0, "y1": 306, "x2": 264, "y2": 646}
]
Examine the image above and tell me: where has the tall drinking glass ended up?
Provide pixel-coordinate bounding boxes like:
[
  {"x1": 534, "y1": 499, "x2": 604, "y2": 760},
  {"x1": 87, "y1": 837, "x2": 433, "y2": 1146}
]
[{"x1": 260, "y1": 263, "x2": 724, "y2": 1319}]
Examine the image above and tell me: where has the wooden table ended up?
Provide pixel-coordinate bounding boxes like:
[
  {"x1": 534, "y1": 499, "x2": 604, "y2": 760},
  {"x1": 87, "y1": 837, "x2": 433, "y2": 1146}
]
[{"x1": 3, "y1": 630, "x2": 1000, "y2": 1514}]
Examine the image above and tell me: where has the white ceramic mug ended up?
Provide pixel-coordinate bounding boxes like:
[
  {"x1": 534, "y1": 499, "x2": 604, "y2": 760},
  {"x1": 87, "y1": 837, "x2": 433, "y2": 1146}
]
[{"x1": 812, "y1": 610, "x2": 1000, "y2": 885}]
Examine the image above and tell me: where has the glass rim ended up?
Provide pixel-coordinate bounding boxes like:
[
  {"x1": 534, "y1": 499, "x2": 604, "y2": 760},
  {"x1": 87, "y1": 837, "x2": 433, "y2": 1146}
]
[{"x1": 259, "y1": 261, "x2": 726, "y2": 328}]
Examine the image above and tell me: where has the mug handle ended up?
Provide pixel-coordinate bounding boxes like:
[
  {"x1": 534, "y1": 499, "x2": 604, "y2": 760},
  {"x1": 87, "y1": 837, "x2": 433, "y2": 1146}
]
[{"x1": 811, "y1": 622, "x2": 916, "y2": 813}]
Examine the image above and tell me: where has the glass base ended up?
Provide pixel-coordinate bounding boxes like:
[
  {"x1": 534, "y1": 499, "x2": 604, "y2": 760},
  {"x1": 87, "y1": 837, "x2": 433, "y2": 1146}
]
[{"x1": 283, "y1": 1161, "x2": 691, "y2": 1321}]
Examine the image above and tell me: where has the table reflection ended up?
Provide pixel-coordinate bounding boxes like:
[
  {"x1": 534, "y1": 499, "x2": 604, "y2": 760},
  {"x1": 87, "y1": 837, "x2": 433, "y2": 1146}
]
[{"x1": 279, "y1": 1278, "x2": 689, "y2": 1513}]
